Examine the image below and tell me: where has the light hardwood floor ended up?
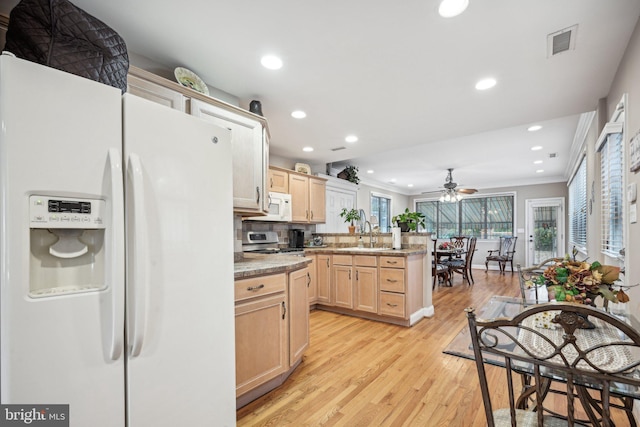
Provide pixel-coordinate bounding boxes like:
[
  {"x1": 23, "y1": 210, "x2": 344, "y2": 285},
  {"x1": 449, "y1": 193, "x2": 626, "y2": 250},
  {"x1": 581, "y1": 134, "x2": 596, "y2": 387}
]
[{"x1": 236, "y1": 269, "x2": 629, "y2": 426}]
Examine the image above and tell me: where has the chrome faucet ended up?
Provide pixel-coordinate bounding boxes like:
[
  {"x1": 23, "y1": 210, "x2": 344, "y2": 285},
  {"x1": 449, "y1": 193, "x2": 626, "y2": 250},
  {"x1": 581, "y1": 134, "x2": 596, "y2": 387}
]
[{"x1": 363, "y1": 220, "x2": 376, "y2": 248}]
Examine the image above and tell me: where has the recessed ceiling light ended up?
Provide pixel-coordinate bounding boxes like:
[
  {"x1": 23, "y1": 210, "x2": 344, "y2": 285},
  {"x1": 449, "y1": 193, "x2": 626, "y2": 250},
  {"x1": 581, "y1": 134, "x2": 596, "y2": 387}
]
[
  {"x1": 367, "y1": 170, "x2": 374, "y2": 174},
  {"x1": 528, "y1": 125, "x2": 543, "y2": 132},
  {"x1": 408, "y1": 184, "x2": 414, "y2": 187},
  {"x1": 344, "y1": 135, "x2": 358, "y2": 143},
  {"x1": 475, "y1": 78, "x2": 497, "y2": 90},
  {"x1": 536, "y1": 169, "x2": 544, "y2": 173},
  {"x1": 302, "y1": 146, "x2": 314, "y2": 152},
  {"x1": 345, "y1": 135, "x2": 358, "y2": 143},
  {"x1": 438, "y1": 0, "x2": 469, "y2": 18},
  {"x1": 531, "y1": 146, "x2": 543, "y2": 151},
  {"x1": 291, "y1": 110, "x2": 306, "y2": 119},
  {"x1": 260, "y1": 55, "x2": 283, "y2": 70},
  {"x1": 534, "y1": 160, "x2": 543, "y2": 164}
]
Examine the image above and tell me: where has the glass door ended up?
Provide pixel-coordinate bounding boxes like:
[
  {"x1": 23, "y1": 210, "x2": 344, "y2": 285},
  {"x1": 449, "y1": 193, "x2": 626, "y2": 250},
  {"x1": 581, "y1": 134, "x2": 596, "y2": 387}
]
[{"x1": 525, "y1": 198, "x2": 565, "y2": 266}]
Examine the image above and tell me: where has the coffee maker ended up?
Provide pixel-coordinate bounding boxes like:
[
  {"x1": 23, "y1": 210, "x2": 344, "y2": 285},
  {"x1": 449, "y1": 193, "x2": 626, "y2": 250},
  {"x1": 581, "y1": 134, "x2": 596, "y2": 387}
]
[{"x1": 288, "y1": 229, "x2": 305, "y2": 248}]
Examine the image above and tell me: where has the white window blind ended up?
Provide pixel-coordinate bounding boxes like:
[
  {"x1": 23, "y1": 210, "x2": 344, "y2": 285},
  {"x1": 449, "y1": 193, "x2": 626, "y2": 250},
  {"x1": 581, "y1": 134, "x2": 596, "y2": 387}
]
[
  {"x1": 568, "y1": 156, "x2": 587, "y2": 250},
  {"x1": 599, "y1": 131, "x2": 624, "y2": 255}
]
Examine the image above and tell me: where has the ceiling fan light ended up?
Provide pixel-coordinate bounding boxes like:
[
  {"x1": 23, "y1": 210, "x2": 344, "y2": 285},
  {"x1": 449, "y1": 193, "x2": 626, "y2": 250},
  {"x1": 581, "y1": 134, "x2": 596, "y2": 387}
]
[
  {"x1": 444, "y1": 193, "x2": 451, "y2": 201},
  {"x1": 456, "y1": 193, "x2": 463, "y2": 201}
]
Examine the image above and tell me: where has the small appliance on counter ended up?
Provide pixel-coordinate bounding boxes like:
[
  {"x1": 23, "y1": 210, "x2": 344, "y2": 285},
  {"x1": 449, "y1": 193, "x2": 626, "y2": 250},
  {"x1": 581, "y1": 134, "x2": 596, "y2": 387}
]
[
  {"x1": 288, "y1": 229, "x2": 305, "y2": 249},
  {"x1": 242, "y1": 231, "x2": 305, "y2": 256}
]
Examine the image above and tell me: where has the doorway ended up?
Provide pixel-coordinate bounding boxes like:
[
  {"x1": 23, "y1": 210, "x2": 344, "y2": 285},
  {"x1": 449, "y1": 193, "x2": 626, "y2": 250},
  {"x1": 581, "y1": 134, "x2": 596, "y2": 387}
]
[{"x1": 525, "y1": 198, "x2": 565, "y2": 266}]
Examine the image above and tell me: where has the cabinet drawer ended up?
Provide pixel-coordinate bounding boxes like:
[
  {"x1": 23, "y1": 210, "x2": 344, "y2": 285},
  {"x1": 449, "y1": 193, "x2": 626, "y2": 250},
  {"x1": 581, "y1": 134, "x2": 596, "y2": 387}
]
[
  {"x1": 235, "y1": 273, "x2": 286, "y2": 302},
  {"x1": 354, "y1": 255, "x2": 377, "y2": 267},
  {"x1": 379, "y1": 268, "x2": 405, "y2": 293},
  {"x1": 379, "y1": 292, "x2": 406, "y2": 318},
  {"x1": 380, "y1": 256, "x2": 405, "y2": 268},
  {"x1": 332, "y1": 254, "x2": 353, "y2": 266}
]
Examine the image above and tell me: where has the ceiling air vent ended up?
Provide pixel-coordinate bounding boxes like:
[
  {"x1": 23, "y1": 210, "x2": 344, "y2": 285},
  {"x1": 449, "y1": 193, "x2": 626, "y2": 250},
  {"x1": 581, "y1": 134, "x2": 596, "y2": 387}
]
[
  {"x1": 548, "y1": 152, "x2": 558, "y2": 158},
  {"x1": 547, "y1": 25, "x2": 578, "y2": 57},
  {"x1": 331, "y1": 146, "x2": 346, "y2": 151}
]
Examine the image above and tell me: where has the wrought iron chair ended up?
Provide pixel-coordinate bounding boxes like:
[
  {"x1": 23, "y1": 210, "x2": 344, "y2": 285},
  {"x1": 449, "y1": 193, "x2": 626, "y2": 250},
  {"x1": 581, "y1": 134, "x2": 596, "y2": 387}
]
[
  {"x1": 485, "y1": 236, "x2": 517, "y2": 274},
  {"x1": 448, "y1": 236, "x2": 477, "y2": 285},
  {"x1": 466, "y1": 302, "x2": 640, "y2": 426}
]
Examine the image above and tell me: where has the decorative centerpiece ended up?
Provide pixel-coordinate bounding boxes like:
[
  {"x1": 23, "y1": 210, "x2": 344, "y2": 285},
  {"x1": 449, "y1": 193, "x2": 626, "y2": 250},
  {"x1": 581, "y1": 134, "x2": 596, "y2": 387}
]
[
  {"x1": 438, "y1": 242, "x2": 452, "y2": 250},
  {"x1": 531, "y1": 258, "x2": 628, "y2": 305}
]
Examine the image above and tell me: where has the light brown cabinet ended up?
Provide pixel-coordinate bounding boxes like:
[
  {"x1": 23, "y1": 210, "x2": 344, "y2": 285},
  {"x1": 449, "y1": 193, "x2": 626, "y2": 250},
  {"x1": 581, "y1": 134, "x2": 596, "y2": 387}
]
[
  {"x1": 354, "y1": 256, "x2": 378, "y2": 313},
  {"x1": 288, "y1": 268, "x2": 310, "y2": 367},
  {"x1": 289, "y1": 173, "x2": 326, "y2": 223},
  {"x1": 307, "y1": 255, "x2": 318, "y2": 304},
  {"x1": 268, "y1": 167, "x2": 289, "y2": 193},
  {"x1": 313, "y1": 251, "x2": 424, "y2": 326},
  {"x1": 127, "y1": 74, "x2": 187, "y2": 112},
  {"x1": 332, "y1": 255, "x2": 353, "y2": 309},
  {"x1": 234, "y1": 274, "x2": 287, "y2": 397},
  {"x1": 316, "y1": 254, "x2": 332, "y2": 304},
  {"x1": 234, "y1": 267, "x2": 311, "y2": 403}
]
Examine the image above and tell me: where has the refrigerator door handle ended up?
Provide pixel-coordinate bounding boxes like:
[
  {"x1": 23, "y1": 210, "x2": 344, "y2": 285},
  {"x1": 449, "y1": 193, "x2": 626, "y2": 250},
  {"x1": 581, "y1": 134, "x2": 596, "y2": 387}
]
[
  {"x1": 127, "y1": 153, "x2": 149, "y2": 358},
  {"x1": 106, "y1": 148, "x2": 125, "y2": 360}
]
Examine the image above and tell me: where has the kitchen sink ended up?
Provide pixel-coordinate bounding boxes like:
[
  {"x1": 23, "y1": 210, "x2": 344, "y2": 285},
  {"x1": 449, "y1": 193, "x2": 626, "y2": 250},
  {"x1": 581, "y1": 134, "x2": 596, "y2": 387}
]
[{"x1": 336, "y1": 247, "x2": 391, "y2": 251}]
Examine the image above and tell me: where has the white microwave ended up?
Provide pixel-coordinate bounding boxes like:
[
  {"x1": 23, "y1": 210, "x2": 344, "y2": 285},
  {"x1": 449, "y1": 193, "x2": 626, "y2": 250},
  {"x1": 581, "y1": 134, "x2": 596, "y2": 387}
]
[{"x1": 245, "y1": 192, "x2": 292, "y2": 222}]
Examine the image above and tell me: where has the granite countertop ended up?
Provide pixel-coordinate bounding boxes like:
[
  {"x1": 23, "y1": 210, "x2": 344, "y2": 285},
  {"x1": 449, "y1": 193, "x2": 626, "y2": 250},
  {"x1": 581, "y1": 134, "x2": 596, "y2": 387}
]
[
  {"x1": 303, "y1": 246, "x2": 427, "y2": 256},
  {"x1": 234, "y1": 246, "x2": 427, "y2": 279},
  {"x1": 234, "y1": 253, "x2": 311, "y2": 280}
]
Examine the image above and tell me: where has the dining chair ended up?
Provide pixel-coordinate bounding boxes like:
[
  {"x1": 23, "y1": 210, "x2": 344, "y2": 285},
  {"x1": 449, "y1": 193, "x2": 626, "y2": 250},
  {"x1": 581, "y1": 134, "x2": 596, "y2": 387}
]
[
  {"x1": 447, "y1": 236, "x2": 477, "y2": 285},
  {"x1": 485, "y1": 236, "x2": 517, "y2": 274},
  {"x1": 466, "y1": 302, "x2": 640, "y2": 426},
  {"x1": 432, "y1": 239, "x2": 451, "y2": 288},
  {"x1": 449, "y1": 236, "x2": 468, "y2": 259}
]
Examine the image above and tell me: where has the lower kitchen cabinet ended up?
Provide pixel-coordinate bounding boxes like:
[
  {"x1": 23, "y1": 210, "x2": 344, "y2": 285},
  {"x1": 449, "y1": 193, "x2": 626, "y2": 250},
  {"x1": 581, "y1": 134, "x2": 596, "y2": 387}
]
[
  {"x1": 314, "y1": 251, "x2": 425, "y2": 326},
  {"x1": 307, "y1": 254, "x2": 318, "y2": 304},
  {"x1": 289, "y1": 267, "x2": 310, "y2": 366},
  {"x1": 235, "y1": 292, "x2": 287, "y2": 397},
  {"x1": 316, "y1": 254, "x2": 332, "y2": 304},
  {"x1": 234, "y1": 265, "x2": 311, "y2": 405},
  {"x1": 332, "y1": 255, "x2": 353, "y2": 309}
]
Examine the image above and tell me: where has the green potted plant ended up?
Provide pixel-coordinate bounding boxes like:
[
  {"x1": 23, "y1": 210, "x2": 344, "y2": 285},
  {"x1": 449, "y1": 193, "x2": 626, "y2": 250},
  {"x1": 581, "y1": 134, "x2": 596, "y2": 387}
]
[
  {"x1": 337, "y1": 165, "x2": 360, "y2": 184},
  {"x1": 392, "y1": 208, "x2": 425, "y2": 232},
  {"x1": 339, "y1": 208, "x2": 360, "y2": 234}
]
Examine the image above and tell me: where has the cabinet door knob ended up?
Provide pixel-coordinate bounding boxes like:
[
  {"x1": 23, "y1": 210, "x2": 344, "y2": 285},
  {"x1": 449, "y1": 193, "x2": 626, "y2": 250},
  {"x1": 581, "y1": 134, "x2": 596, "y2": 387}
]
[
  {"x1": 386, "y1": 279, "x2": 398, "y2": 283},
  {"x1": 247, "y1": 284, "x2": 265, "y2": 291},
  {"x1": 282, "y1": 301, "x2": 287, "y2": 319},
  {"x1": 256, "y1": 186, "x2": 261, "y2": 203}
]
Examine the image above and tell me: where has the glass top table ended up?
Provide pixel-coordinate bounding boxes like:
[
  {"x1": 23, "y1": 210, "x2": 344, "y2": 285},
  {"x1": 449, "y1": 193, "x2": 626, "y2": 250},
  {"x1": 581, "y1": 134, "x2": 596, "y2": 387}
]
[{"x1": 443, "y1": 295, "x2": 640, "y2": 400}]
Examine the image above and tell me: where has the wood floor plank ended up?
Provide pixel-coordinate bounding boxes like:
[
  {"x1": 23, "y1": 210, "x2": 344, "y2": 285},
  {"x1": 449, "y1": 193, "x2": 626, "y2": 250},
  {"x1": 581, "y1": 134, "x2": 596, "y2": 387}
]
[{"x1": 237, "y1": 269, "x2": 631, "y2": 426}]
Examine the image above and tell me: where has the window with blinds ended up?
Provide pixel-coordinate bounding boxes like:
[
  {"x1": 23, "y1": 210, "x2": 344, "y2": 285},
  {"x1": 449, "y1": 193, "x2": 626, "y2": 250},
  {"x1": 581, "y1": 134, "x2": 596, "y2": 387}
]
[
  {"x1": 568, "y1": 156, "x2": 587, "y2": 250},
  {"x1": 599, "y1": 131, "x2": 624, "y2": 256}
]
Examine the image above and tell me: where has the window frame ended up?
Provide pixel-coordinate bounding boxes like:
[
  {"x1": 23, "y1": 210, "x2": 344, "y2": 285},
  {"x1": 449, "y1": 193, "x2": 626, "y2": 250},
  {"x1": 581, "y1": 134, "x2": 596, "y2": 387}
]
[
  {"x1": 414, "y1": 192, "x2": 516, "y2": 240},
  {"x1": 370, "y1": 191, "x2": 393, "y2": 233}
]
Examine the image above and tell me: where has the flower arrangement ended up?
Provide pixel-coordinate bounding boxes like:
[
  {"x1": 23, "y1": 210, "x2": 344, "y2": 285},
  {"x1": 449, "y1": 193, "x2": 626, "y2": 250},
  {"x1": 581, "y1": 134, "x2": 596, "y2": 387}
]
[
  {"x1": 438, "y1": 242, "x2": 452, "y2": 250},
  {"x1": 531, "y1": 259, "x2": 628, "y2": 305}
]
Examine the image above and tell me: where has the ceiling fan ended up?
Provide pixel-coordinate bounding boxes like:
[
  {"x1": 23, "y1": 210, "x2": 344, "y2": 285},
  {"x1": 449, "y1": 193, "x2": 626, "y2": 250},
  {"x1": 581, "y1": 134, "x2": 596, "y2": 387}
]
[{"x1": 422, "y1": 168, "x2": 478, "y2": 201}]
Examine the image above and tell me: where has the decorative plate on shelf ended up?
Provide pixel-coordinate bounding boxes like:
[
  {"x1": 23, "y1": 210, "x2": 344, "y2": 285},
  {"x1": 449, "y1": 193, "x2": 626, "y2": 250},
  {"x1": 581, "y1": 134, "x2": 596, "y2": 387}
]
[
  {"x1": 295, "y1": 163, "x2": 311, "y2": 175},
  {"x1": 174, "y1": 67, "x2": 209, "y2": 95}
]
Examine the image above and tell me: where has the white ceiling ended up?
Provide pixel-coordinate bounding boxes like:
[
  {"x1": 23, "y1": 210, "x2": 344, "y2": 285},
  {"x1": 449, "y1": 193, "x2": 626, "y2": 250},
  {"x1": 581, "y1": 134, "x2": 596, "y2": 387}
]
[{"x1": 2, "y1": 0, "x2": 639, "y2": 195}]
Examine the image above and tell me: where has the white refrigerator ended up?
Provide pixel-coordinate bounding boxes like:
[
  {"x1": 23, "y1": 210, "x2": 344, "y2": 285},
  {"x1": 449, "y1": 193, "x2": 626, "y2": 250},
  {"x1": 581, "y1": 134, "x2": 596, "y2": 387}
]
[{"x1": 0, "y1": 55, "x2": 236, "y2": 426}]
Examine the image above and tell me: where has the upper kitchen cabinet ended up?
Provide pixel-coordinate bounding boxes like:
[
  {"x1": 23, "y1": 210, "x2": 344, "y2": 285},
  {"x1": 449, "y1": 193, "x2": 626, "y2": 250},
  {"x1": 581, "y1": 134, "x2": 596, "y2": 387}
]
[
  {"x1": 190, "y1": 99, "x2": 267, "y2": 214},
  {"x1": 268, "y1": 166, "x2": 289, "y2": 194},
  {"x1": 126, "y1": 66, "x2": 269, "y2": 214},
  {"x1": 127, "y1": 74, "x2": 187, "y2": 112},
  {"x1": 289, "y1": 172, "x2": 326, "y2": 224}
]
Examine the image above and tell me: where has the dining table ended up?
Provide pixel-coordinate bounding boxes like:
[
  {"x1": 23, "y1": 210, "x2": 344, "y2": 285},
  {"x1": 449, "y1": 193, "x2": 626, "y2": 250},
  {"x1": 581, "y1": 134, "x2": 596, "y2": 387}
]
[{"x1": 444, "y1": 295, "x2": 640, "y2": 425}]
